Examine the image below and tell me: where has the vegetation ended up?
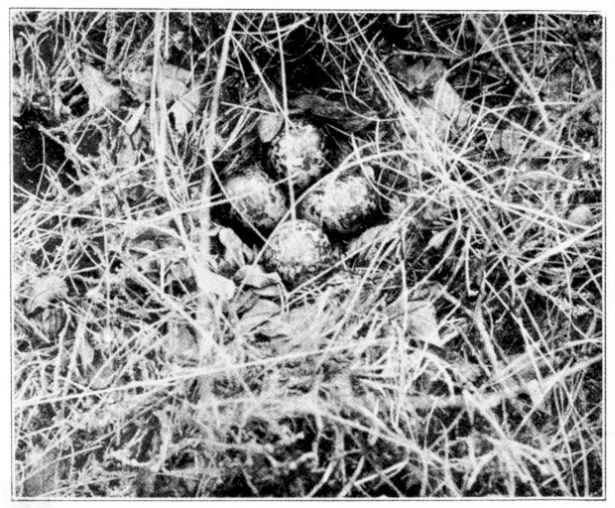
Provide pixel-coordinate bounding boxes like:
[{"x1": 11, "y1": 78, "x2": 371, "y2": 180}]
[{"x1": 12, "y1": 12, "x2": 602, "y2": 497}]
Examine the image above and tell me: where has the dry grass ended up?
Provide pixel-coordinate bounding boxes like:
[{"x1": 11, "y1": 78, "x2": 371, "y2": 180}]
[{"x1": 12, "y1": 12, "x2": 602, "y2": 497}]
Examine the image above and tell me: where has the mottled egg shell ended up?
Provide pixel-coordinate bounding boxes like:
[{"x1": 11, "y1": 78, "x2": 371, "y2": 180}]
[
  {"x1": 298, "y1": 171, "x2": 378, "y2": 235},
  {"x1": 223, "y1": 165, "x2": 288, "y2": 231},
  {"x1": 262, "y1": 219, "x2": 334, "y2": 286},
  {"x1": 268, "y1": 119, "x2": 327, "y2": 191}
]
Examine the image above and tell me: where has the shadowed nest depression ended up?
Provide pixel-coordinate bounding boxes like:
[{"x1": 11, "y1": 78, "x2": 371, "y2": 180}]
[{"x1": 11, "y1": 11, "x2": 603, "y2": 498}]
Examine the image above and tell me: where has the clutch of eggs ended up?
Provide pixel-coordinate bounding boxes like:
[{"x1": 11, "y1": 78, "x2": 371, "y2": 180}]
[
  {"x1": 262, "y1": 219, "x2": 335, "y2": 287},
  {"x1": 222, "y1": 165, "x2": 288, "y2": 231},
  {"x1": 298, "y1": 170, "x2": 378, "y2": 235},
  {"x1": 268, "y1": 119, "x2": 327, "y2": 191}
]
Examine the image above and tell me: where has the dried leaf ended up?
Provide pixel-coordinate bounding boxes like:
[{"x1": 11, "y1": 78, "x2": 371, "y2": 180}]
[
  {"x1": 405, "y1": 300, "x2": 442, "y2": 347},
  {"x1": 167, "y1": 259, "x2": 193, "y2": 283},
  {"x1": 127, "y1": 64, "x2": 191, "y2": 103},
  {"x1": 426, "y1": 227, "x2": 452, "y2": 251},
  {"x1": 257, "y1": 112, "x2": 284, "y2": 142},
  {"x1": 115, "y1": 135, "x2": 140, "y2": 168},
  {"x1": 292, "y1": 93, "x2": 375, "y2": 132},
  {"x1": 419, "y1": 77, "x2": 472, "y2": 136},
  {"x1": 98, "y1": 326, "x2": 121, "y2": 347},
  {"x1": 347, "y1": 224, "x2": 396, "y2": 256},
  {"x1": 336, "y1": 115, "x2": 375, "y2": 132},
  {"x1": 237, "y1": 299, "x2": 281, "y2": 335},
  {"x1": 263, "y1": 303, "x2": 333, "y2": 345},
  {"x1": 218, "y1": 226, "x2": 251, "y2": 267},
  {"x1": 494, "y1": 127, "x2": 527, "y2": 156},
  {"x1": 34, "y1": 307, "x2": 67, "y2": 338},
  {"x1": 169, "y1": 86, "x2": 202, "y2": 133},
  {"x1": 385, "y1": 54, "x2": 410, "y2": 80},
  {"x1": 196, "y1": 268, "x2": 236, "y2": 301},
  {"x1": 524, "y1": 379, "x2": 547, "y2": 408},
  {"x1": 165, "y1": 322, "x2": 198, "y2": 362},
  {"x1": 235, "y1": 264, "x2": 283, "y2": 289},
  {"x1": 12, "y1": 76, "x2": 25, "y2": 117},
  {"x1": 253, "y1": 284, "x2": 285, "y2": 299},
  {"x1": 77, "y1": 338, "x2": 95, "y2": 367},
  {"x1": 386, "y1": 57, "x2": 446, "y2": 93},
  {"x1": 22, "y1": 445, "x2": 59, "y2": 497},
  {"x1": 89, "y1": 362, "x2": 116, "y2": 390},
  {"x1": 431, "y1": 78, "x2": 464, "y2": 121},
  {"x1": 26, "y1": 274, "x2": 68, "y2": 314},
  {"x1": 406, "y1": 59, "x2": 446, "y2": 92},
  {"x1": 257, "y1": 84, "x2": 279, "y2": 109},
  {"x1": 124, "y1": 103, "x2": 146, "y2": 135},
  {"x1": 292, "y1": 94, "x2": 343, "y2": 116},
  {"x1": 456, "y1": 103, "x2": 473, "y2": 129},
  {"x1": 79, "y1": 64, "x2": 121, "y2": 113},
  {"x1": 388, "y1": 298, "x2": 442, "y2": 347}
]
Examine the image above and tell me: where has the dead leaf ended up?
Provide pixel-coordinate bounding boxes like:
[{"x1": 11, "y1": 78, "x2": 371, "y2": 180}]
[
  {"x1": 115, "y1": 135, "x2": 141, "y2": 168},
  {"x1": 170, "y1": 86, "x2": 202, "y2": 133},
  {"x1": 22, "y1": 445, "x2": 59, "y2": 497},
  {"x1": 127, "y1": 63, "x2": 191, "y2": 103},
  {"x1": 406, "y1": 59, "x2": 446, "y2": 93},
  {"x1": 388, "y1": 298, "x2": 442, "y2": 347},
  {"x1": 426, "y1": 227, "x2": 452, "y2": 251},
  {"x1": 89, "y1": 361, "x2": 116, "y2": 390},
  {"x1": 347, "y1": 224, "x2": 397, "y2": 258},
  {"x1": 262, "y1": 303, "x2": 332, "y2": 346},
  {"x1": 168, "y1": 259, "x2": 193, "y2": 283},
  {"x1": 431, "y1": 78, "x2": 464, "y2": 121},
  {"x1": 492, "y1": 127, "x2": 527, "y2": 156},
  {"x1": 292, "y1": 94, "x2": 343, "y2": 115},
  {"x1": 79, "y1": 63, "x2": 121, "y2": 113},
  {"x1": 26, "y1": 274, "x2": 68, "y2": 315},
  {"x1": 235, "y1": 264, "x2": 283, "y2": 289},
  {"x1": 237, "y1": 299, "x2": 281, "y2": 335},
  {"x1": 98, "y1": 326, "x2": 121, "y2": 347},
  {"x1": 524, "y1": 379, "x2": 547, "y2": 408},
  {"x1": 34, "y1": 307, "x2": 67, "y2": 339},
  {"x1": 12, "y1": 76, "x2": 25, "y2": 117},
  {"x1": 253, "y1": 284, "x2": 285, "y2": 298},
  {"x1": 77, "y1": 337, "x2": 95, "y2": 367},
  {"x1": 405, "y1": 300, "x2": 442, "y2": 347},
  {"x1": 386, "y1": 57, "x2": 446, "y2": 93},
  {"x1": 419, "y1": 77, "x2": 472, "y2": 136},
  {"x1": 124, "y1": 103, "x2": 146, "y2": 135},
  {"x1": 165, "y1": 322, "x2": 198, "y2": 362},
  {"x1": 196, "y1": 268, "x2": 236, "y2": 301},
  {"x1": 218, "y1": 226, "x2": 251, "y2": 267},
  {"x1": 291, "y1": 93, "x2": 375, "y2": 132},
  {"x1": 257, "y1": 84, "x2": 279, "y2": 109},
  {"x1": 257, "y1": 112, "x2": 284, "y2": 142}
]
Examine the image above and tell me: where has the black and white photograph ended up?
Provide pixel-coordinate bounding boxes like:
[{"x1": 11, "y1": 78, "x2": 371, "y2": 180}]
[{"x1": 9, "y1": 9, "x2": 605, "y2": 499}]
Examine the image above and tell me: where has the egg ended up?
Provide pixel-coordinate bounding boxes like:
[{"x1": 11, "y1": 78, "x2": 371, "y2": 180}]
[
  {"x1": 268, "y1": 119, "x2": 327, "y2": 191},
  {"x1": 223, "y1": 165, "x2": 287, "y2": 231},
  {"x1": 262, "y1": 219, "x2": 335, "y2": 286},
  {"x1": 298, "y1": 170, "x2": 378, "y2": 235}
]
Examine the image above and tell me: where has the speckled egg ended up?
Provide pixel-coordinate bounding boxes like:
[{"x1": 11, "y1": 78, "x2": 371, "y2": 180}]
[
  {"x1": 298, "y1": 170, "x2": 378, "y2": 235},
  {"x1": 262, "y1": 219, "x2": 335, "y2": 286},
  {"x1": 268, "y1": 119, "x2": 327, "y2": 191},
  {"x1": 223, "y1": 165, "x2": 288, "y2": 231}
]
